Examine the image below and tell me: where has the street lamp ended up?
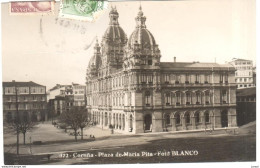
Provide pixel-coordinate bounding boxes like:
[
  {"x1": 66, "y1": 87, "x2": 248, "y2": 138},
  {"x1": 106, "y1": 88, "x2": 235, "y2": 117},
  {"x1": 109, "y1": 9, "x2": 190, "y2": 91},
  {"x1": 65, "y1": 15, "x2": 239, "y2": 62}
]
[{"x1": 14, "y1": 82, "x2": 20, "y2": 155}]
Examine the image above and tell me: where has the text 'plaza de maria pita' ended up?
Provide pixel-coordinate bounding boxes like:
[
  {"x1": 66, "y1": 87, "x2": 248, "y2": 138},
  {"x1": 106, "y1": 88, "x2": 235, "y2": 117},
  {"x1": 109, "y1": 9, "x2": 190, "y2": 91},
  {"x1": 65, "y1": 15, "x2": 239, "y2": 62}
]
[{"x1": 85, "y1": 6, "x2": 237, "y2": 134}]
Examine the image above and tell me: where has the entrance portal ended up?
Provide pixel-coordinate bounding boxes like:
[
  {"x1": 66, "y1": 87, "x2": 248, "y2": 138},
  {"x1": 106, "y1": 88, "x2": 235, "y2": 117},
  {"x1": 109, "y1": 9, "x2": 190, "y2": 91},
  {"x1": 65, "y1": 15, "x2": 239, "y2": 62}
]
[
  {"x1": 221, "y1": 110, "x2": 228, "y2": 127},
  {"x1": 144, "y1": 114, "x2": 152, "y2": 131}
]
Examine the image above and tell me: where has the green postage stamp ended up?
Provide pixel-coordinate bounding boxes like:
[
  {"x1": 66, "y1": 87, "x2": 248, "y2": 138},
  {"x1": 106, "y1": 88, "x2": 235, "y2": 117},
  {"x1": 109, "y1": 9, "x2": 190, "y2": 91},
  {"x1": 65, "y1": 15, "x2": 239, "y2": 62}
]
[{"x1": 59, "y1": 0, "x2": 108, "y2": 22}]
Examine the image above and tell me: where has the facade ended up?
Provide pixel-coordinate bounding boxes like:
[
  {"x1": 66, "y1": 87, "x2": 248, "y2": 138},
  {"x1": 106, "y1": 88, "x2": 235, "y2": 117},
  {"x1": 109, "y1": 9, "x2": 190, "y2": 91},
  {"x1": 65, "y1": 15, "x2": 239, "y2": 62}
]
[
  {"x1": 48, "y1": 83, "x2": 86, "y2": 117},
  {"x1": 229, "y1": 58, "x2": 255, "y2": 89},
  {"x1": 86, "y1": 7, "x2": 237, "y2": 134},
  {"x1": 236, "y1": 87, "x2": 256, "y2": 126},
  {"x1": 3, "y1": 80, "x2": 47, "y2": 122}
]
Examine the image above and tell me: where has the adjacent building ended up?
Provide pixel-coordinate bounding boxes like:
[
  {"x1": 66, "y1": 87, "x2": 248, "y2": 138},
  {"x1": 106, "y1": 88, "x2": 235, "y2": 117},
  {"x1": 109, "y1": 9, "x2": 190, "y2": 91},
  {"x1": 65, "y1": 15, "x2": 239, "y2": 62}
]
[
  {"x1": 47, "y1": 83, "x2": 86, "y2": 117},
  {"x1": 236, "y1": 87, "x2": 256, "y2": 126},
  {"x1": 86, "y1": 7, "x2": 237, "y2": 134},
  {"x1": 229, "y1": 58, "x2": 255, "y2": 89},
  {"x1": 3, "y1": 80, "x2": 47, "y2": 122}
]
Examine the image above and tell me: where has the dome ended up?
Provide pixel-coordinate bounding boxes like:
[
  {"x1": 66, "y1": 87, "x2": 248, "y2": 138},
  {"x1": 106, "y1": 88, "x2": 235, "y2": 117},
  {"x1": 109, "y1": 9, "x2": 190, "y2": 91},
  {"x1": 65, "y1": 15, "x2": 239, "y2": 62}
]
[
  {"x1": 88, "y1": 54, "x2": 102, "y2": 70},
  {"x1": 87, "y1": 39, "x2": 102, "y2": 70},
  {"x1": 103, "y1": 25, "x2": 127, "y2": 43},
  {"x1": 102, "y1": 7, "x2": 127, "y2": 44},
  {"x1": 127, "y1": 6, "x2": 157, "y2": 49},
  {"x1": 128, "y1": 28, "x2": 156, "y2": 49}
]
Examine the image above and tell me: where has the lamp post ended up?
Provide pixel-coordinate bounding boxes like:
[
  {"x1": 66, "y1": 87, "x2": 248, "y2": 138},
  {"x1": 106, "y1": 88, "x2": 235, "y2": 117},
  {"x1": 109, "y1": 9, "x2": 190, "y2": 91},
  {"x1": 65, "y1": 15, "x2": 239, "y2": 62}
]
[{"x1": 14, "y1": 82, "x2": 20, "y2": 155}]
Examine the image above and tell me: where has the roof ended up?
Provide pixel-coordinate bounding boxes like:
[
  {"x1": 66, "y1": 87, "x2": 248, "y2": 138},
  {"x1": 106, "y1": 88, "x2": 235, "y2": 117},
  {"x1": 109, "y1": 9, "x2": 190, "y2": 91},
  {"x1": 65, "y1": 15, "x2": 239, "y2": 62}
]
[
  {"x1": 160, "y1": 62, "x2": 235, "y2": 71},
  {"x1": 3, "y1": 81, "x2": 45, "y2": 87},
  {"x1": 231, "y1": 58, "x2": 252, "y2": 62},
  {"x1": 49, "y1": 84, "x2": 71, "y2": 91},
  {"x1": 236, "y1": 87, "x2": 256, "y2": 97}
]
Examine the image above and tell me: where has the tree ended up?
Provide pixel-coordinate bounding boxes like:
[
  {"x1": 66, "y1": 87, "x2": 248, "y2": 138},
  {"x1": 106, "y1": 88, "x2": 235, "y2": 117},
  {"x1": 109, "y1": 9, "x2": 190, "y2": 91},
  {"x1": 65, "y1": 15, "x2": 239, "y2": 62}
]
[
  {"x1": 19, "y1": 115, "x2": 37, "y2": 145},
  {"x1": 59, "y1": 107, "x2": 88, "y2": 141},
  {"x1": 4, "y1": 112, "x2": 38, "y2": 145}
]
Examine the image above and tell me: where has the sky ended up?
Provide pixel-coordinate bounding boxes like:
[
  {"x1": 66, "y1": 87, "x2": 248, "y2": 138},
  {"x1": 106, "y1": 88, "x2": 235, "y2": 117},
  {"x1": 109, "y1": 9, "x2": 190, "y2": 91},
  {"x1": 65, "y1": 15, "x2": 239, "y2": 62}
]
[{"x1": 1, "y1": 0, "x2": 256, "y2": 90}]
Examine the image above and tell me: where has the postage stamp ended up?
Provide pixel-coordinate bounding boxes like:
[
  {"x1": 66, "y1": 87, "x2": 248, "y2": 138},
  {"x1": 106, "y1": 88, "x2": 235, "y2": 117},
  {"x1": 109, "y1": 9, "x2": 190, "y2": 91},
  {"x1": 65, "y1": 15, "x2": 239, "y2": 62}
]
[
  {"x1": 59, "y1": 0, "x2": 108, "y2": 22},
  {"x1": 9, "y1": 1, "x2": 55, "y2": 15}
]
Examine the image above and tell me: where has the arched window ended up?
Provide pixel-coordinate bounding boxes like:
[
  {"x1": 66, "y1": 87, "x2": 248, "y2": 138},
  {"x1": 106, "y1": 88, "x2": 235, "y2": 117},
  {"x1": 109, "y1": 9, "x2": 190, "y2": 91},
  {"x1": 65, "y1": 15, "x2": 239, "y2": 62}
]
[
  {"x1": 195, "y1": 112, "x2": 200, "y2": 123},
  {"x1": 176, "y1": 113, "x2": 181, "y2": 124},
  {"x1": 165, "y1": 114, "x2": 171, "y2": 125},
  {"x1": 185, "y1": 113, "x2": 191, "y2": 124},
  {"x1": 205, "y1": 111, "x2": 210, "y2": 123}
]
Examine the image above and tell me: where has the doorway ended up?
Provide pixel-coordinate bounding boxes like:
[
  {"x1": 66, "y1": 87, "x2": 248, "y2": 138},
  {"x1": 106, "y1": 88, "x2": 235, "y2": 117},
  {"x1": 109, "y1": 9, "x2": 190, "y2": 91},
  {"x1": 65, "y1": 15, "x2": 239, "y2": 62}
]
[
  {"x1": 144, "y1": 114, "x2": 152, "y2": 131},
  {"x1": 221, "y1": 110, "x2": 228, "y2": 127}
]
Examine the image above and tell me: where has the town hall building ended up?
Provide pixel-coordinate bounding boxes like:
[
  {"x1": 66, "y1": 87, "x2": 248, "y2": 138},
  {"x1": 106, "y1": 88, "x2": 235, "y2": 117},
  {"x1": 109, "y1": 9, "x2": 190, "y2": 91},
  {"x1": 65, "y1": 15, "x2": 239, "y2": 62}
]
[{"x1": 86, "y1": 6, "x2": 237, "y2": 134}]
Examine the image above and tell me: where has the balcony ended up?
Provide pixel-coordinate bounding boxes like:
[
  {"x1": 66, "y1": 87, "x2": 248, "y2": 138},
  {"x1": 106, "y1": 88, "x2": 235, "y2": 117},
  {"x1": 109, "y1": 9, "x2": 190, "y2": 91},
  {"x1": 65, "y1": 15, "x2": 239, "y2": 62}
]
[
  {"x1": 185, "y1": 81, "x2": 190, "y2": 84},
  {"x1": 196, "y1": 102, "x2": 200, "y2": 105},
  {"x1": 175, "y1": 81, "x2": 180, "y2": 84},
  {"x1": 186, "y1": 102, "x2": 191, "y2": 105},
  {"x1": 176, "y1": 102, "x2": 180, "y2": 106},
  {"x1": 195, "y1": 81, "x2": 199, "y2": 84}
]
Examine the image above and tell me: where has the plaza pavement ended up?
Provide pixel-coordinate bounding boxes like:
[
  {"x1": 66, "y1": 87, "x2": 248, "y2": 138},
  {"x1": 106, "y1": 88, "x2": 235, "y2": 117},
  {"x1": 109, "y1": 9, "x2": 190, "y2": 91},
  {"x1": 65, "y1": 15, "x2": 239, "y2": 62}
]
[{"x1": 4, "y1": 121, "x2": 255, "y2": 158}]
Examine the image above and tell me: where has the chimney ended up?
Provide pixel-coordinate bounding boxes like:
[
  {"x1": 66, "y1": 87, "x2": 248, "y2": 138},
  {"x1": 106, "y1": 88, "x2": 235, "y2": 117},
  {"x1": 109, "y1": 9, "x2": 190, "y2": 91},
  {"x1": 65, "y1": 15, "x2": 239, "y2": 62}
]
[{"x1": 174, "y1": 57, "x2": 176, "y2": 63}]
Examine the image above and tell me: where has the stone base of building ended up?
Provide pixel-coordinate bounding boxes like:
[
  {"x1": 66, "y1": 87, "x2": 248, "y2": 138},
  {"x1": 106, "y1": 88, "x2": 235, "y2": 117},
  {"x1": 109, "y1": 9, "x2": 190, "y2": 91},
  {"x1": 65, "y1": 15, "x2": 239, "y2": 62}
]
[{"x1": 89, "y1": 107, "x2": 237, "y2": 134}]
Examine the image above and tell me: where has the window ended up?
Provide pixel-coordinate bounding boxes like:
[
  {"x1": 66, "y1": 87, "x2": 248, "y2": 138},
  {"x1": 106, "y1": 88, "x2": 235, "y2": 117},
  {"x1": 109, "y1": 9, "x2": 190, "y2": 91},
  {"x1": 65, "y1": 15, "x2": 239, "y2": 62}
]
[
  {"x1": 185, "y1": 74, "x2": 190, "y2": 84},
  {"x1": 205, "y1": 112, "x2": 210, "y2": 123},
  {"x1": 205, "y1": 91, "x2": 210, "y2": 104},
  {"x1": 205, "y1": 75, "x2": 209, "y2": 84},
  {"x1": 224, "y1": 73, "x2": 228, "y2": 83},
  {"x1": 165, "y1": 92, "x2": 170, "y2": 106},
  {"x1": 185, "y1": 113, "x2": 191, "y2": 124},
  {"x1": 186, "y1": 92, "x2": 191, "y2": 105},
  {"x1": 196, "y1": 92, "x2": 200, "y2": 105},
  {"x1": 176, "y1": 92, "x2": 181, "y2": 106},
  {"x1": 220, "y1": 73, "x2": 224, "y2": 83},
  {"x1": 145, "y1": 91, "x2": 151, "y2": 106},
  {"x1": 176, "y1": 113, "x2": 181, "y2": 124},
  {"x1": 222, "y1": 90, "x2": 227, "y2": 104},
  {"x1": 195, "y1": 112, "x2": 200, "y2": 123},
  {"x1": 165, "y1": 74, "x2": 170, "y2": 84},
  {"x1": 141, "y1": 74, "x2": 146, "y2": 84},
  {"x1": 175, "y1": 75, "x2": 180, "y2": 84},
  {"x1": 148, "y1": 60, "x2": 152, "y2": 65},
  {"x1": 165, "y1": 114, "x2": 171, "y2": 125},
  {"x1": 195, "y1": 74, "x2": 200, "y2": 84},
  {"x1": 148, "y1": 75, "x2": 153, "y2": 83}
]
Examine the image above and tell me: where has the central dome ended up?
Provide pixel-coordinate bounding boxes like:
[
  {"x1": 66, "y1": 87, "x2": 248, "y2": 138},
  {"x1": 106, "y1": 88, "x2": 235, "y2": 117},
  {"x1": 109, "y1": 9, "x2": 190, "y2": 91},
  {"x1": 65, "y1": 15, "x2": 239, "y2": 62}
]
[
  {"x1": 128, "y1": 28, "x2": 156, "y2": 49},
  {"x1": 103, "y1": 25, "x2": 127, "y2": 43},
  {"x1": 127, "y1": 6, "x2": 157, "y2": 49},
  {"x1": 102, "y1": 6, "x2": 127, "y2": 44}
]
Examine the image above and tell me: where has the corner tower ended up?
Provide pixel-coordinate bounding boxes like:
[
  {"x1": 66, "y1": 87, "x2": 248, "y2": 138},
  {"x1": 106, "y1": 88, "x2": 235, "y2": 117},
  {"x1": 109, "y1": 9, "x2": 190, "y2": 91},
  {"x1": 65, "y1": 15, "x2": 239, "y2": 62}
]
[
  {"x1": 124, "y1": 6, "x2": 161, "y2": 71},
  {"x1": 100, "y1": 6, "x2": 128, "y2": 77}
]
